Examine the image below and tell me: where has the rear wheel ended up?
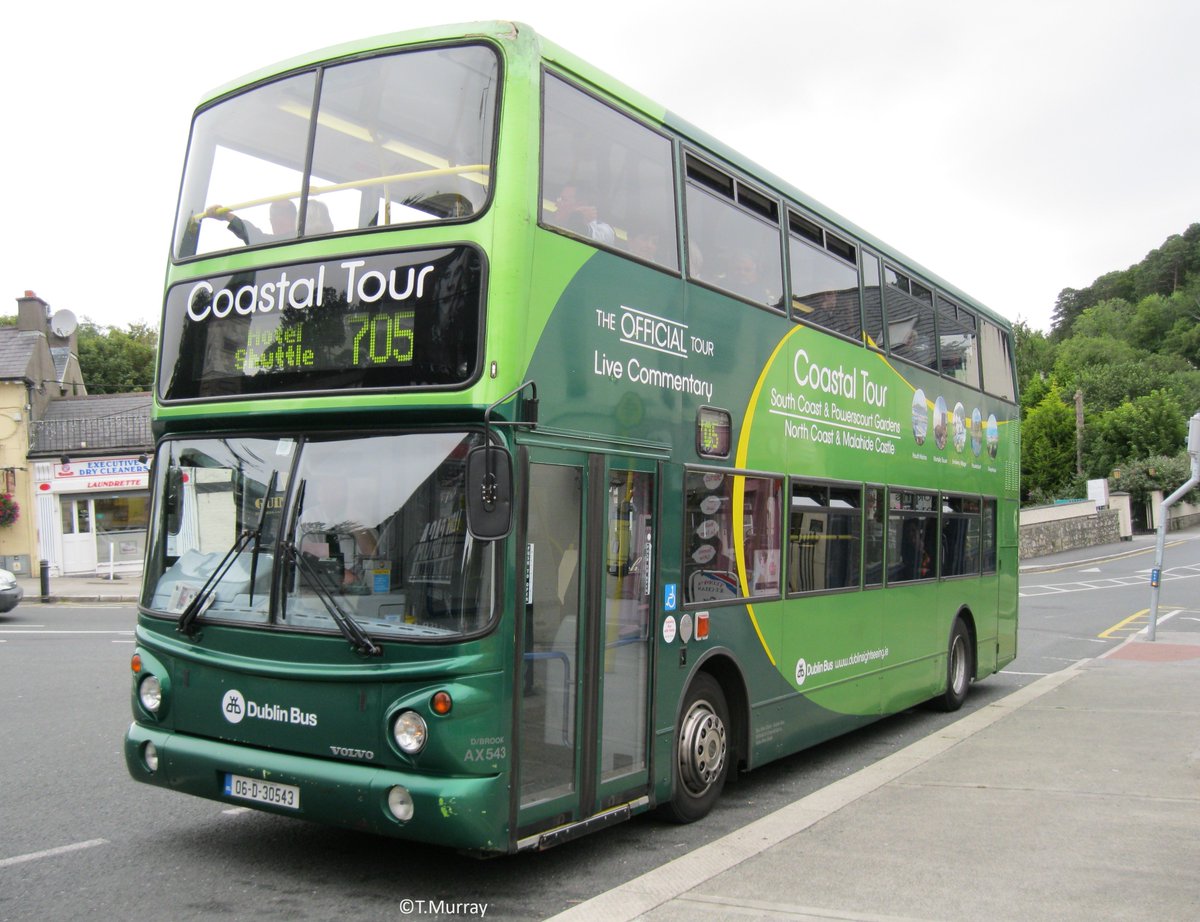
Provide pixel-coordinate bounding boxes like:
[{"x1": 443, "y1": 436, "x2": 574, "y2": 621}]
[
  {"x1": 661, "y1": 672, "x2": 729, "y2": 823},
  {"x1": 935, "y1": 618, "x2": 972, "y2": 712}
]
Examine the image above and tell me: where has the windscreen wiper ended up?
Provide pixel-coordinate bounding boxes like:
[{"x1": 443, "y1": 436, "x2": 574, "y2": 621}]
[
  {"x1": 178, "y1": 472, "x2": 277, "y2": 637},
  {"x1": 247, "y1": 473, "x2": 278, "y2": 606},
  {"x1": 283, "y1": 541, "x2": 382, "y2": 657}
]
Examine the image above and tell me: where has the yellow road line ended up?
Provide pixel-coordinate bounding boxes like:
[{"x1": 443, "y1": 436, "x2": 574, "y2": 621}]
[{"x1": 1099, "y1": 609, "x2": 1149, "y2": 639}]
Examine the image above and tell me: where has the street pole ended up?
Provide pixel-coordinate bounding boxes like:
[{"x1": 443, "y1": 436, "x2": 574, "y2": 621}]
[{"x1": 1148, "y1": 412, "x2": 1200, "y2": 641}]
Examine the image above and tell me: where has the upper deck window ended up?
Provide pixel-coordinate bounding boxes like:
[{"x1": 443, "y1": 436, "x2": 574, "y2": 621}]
[
  {"x1": 936, "y1": 295, "x2": 980, "y2": 387},
  {"x1": 980, "y1": 319, "x2": 1017, "y2": 401},
  {"x1": 684, "y1": 156, "x2": 784, "y2": 310},
  {"x1": 788, "y1": 211, "x2": 861, "y2": 340},
  {"x1": 884, "y1": 267, "x2": 938, "y2": 371},
  {"x1": 541, "y1": 74, "x2": 679, "y2": 271},
  {"x1": 174, "y1": 44, "x2": 499, "y2": 259}
]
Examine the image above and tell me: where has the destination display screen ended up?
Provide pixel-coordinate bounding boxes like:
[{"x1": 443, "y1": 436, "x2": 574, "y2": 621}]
[{"x1": 158, "y1": 246, "x2": 483, "y2": 401}]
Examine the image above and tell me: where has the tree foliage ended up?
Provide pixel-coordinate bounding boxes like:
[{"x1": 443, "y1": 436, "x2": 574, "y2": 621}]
[
  {"x1": 1022, "y1": 222, "x2": 1200, "y2": 504},
  {"x1": 1050, "y1": 223, "x2": 1200, "y2": 334},
  {"x1": 76, "y1": 320, "x2": 157, "y2": 393},
  {"x1": 1021, "y1": 385, "x2": 1077, "y2": 505},
  {"x1": 1111, "y1": 454, "x2": 1200, "y2": 508},
  {"x1": 1083, "y1": 391, "x2": 1187, "y2": 479}
]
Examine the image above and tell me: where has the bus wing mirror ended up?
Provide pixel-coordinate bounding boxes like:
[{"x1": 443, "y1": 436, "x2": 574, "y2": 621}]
[
  {"x1": 165, "y1": 465, "x2": 183, "y2": 536},
  {"x1": 466, "y1": 445, "x2": 513, "y2": 541}
]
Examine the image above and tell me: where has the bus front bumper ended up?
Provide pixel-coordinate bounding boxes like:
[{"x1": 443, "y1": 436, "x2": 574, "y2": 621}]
[{"x1": 124, "y1": 722, "x2": 509, "y2": 852}]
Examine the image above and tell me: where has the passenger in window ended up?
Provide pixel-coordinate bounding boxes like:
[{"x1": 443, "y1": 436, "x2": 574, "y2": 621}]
[
  {"x1": 726, "y1": 253, "x2": 781, "y2": 306},
  {"x1": 551, "y1": 182, "x2": 615, "y2": 245},
  {"x1": 204, "y1": 199, "x2": 298, "y2": 245},
  {"x1": 898, "y1": 518, "x2": 931, "y2": 581},
  {"x1": 628, "y1": 225, "x2": 662, "y2": 262},
  {"x1": 304, "y1": 199, "x2": 334, "y2": 235}
]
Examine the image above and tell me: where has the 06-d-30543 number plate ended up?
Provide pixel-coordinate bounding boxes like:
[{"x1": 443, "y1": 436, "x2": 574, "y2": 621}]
[{"x1": 223, "y1": 773, "x2": 300, "y2": 810}]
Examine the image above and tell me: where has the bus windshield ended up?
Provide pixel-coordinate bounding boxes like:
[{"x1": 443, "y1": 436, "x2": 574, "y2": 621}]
[
  {"x1": 143, "y1": 432, "x2": 496, "y2": 642},
  {"x1": 174, "y1": 43, "x2": 499, "y2": 259}
]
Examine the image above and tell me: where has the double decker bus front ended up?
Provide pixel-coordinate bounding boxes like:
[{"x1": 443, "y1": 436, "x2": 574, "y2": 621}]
[{"x1": 126, "y1": 33, "x2": 521, "y2": 852}]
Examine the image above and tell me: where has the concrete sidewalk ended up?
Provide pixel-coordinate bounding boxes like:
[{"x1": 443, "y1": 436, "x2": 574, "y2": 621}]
[
  {"x1": 15, "y1": 571, "x2": 141, "y2": 604},
  {"x1": 552, "y1": 629, "x2": 1200, "y2": 921},
  {"x1": 549, "y1": 533, "x2": 1200, "y2": 921}
]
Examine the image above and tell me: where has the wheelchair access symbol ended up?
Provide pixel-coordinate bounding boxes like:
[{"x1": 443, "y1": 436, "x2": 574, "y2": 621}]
[{"x1": 664, "y1": 583, "x2": 678, "y2": 612}]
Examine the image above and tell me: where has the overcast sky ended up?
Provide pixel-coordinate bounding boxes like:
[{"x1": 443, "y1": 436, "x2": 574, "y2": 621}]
[{"x1": 5, "y1": 0, "x2": 1196, "y2": 335}]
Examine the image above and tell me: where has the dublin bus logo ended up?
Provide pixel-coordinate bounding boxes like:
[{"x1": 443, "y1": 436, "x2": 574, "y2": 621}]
[{"x1": 222, "y1": 689, "x2": 246, "y2": 724}]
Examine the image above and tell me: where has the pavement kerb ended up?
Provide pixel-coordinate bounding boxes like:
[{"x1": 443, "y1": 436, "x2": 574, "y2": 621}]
[{"x1": 544, "y1": 660, "x2": 1089, "y2": 922}]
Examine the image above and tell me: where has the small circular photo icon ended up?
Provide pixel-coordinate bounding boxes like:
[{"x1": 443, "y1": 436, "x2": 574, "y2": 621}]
[
  {"x1": 971, "y1": 408, "x2": 983, "y2": 456},
  {"x1": 911, "y1": 389, "x2": 928, "y2": 445},
  {"x1": 933, "y1": 396, "x2": 948, "y2": 450},
  {"x1": 987, "y1": 414, "x2": 999, "y2": 458},
  {"x1": 953, "y1": 402, "x2": 966, "y2": 453}
]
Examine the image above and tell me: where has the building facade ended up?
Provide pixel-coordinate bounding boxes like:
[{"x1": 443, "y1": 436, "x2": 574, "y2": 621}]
[
  {"x1": 30, "y1": 393, "x2": 152, "y2": 576},
  {"x1": 3, "y1": 291, "x2": 153, "y2": 577}
]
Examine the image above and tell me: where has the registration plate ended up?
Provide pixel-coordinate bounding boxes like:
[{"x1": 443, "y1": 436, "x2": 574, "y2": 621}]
[{"x1": 223, "y1": 773, "x2": 301, "y2": 810}]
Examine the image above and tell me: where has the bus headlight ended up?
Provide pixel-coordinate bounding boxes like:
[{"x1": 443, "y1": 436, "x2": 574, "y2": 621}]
[
  {"x1": 392, "y1": 710, "x2": 427, "y2": 754},
  {"x1": 138, "y1": 675, "x2": 163, "y2": 715}
]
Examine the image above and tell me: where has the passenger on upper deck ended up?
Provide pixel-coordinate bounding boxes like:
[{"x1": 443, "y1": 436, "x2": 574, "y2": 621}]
[
  {"x1": 304, "y1": 199, "x2": 334, "y2": 235},
  {"x1": 203, "y1": 198, "x2": 298, "y2": 246},
  {"x1": 725, "y1": 252, "x2": 782, "y2": 308},
  {"x1": 548, "y1": 182, "x2": 615, "y2": 245}
]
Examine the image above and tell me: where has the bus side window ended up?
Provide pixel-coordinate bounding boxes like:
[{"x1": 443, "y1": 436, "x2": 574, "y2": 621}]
[
  {"x1": 541, "y1": 74, "x2": 679, "y2": 271},
  {"x1": 980, "y1": 320, "x2": 1017, "y2": 401}
]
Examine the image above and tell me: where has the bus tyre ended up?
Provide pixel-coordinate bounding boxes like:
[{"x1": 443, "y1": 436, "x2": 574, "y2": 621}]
[
  {"x1": 662, "y1": 672, "x2": 729, "y2": 823},
  {"x1": 936, "y1": 619, "x2": 972, "y2": 712}
]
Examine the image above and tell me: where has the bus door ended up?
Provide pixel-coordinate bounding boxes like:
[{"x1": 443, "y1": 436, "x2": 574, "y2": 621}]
[{"x1": 517, "y1": 449, "x2": 656, "y2": 841}]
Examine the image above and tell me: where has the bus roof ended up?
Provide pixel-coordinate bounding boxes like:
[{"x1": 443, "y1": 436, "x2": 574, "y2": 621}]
[{"x1": 194, "y1": 20, "x2": 1009, "y2": 331}]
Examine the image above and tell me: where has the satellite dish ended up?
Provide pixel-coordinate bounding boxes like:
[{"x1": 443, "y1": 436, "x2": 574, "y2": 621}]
[{"x1": 50, "y1": 309, "x2": 78, "y2": 338}]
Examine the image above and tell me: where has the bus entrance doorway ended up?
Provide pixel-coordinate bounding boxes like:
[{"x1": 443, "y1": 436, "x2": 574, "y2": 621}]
[{"x1": 517, "y1": 450, "x2": 656, "y2": 845}]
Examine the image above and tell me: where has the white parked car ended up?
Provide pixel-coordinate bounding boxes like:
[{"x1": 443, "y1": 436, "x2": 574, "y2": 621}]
[{"x1": 0, "y1": 568, "x2": 23, "y2": 612}]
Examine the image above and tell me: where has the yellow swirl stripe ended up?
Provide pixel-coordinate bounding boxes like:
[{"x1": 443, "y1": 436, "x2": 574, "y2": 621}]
[{"x1": 732, "y1": 325, "x2": 810, "y2": 667}]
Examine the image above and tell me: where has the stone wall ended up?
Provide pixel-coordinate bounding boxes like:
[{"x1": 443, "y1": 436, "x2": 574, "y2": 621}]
[{"x1": 1019, "y1": 505, "x2": 1123, "y2": 559}]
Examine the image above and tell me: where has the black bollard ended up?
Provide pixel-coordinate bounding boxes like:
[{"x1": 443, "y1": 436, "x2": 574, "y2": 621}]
[{"x1": 39, "y1": 559, "x2": 50, "y2": 603}]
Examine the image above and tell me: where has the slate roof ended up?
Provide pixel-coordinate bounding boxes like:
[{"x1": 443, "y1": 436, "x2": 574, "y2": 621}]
[
  {"x1": 30, "y1": 393, "x2": 152, "y2": 454},
  {"x1": 0, "y1": 329, "x2": 42, "y2": 380},
  {"x1": 38, "y1": 393, "x2": 152, "y2": 423}
]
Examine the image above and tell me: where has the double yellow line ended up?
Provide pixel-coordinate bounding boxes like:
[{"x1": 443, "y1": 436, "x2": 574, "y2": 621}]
[
  {"x1": 1099, "y1": 609, "x2": 1150, "y2": 639},
  {"x1": 1100, "y1": 607, "x2": 1200, "y2": 638}
]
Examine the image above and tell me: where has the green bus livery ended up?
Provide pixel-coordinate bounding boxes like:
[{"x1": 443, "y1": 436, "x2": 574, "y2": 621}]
[{"x1": 125, "y1": 21, "x2": 1018, "y2": 853}]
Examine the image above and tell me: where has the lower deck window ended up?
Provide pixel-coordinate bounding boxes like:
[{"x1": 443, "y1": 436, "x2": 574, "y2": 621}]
[
  {"x1": 941, "y1": 495, "x2": 982, "y2": 577},
  {"x1": 684, "y1": 471, "x2": 782, "y2": 604},
  {"x1": 788, "y1": 481, "x2": 862, "y2": 593},
  {"x1": 887, "y1": 490, "x2": 937, "y2": 583}
]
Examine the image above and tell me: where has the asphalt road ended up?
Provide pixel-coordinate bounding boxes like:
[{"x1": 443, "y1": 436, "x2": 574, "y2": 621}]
[{"x1": 0, "y1": 543, "x2": 1181, "y2": 921}]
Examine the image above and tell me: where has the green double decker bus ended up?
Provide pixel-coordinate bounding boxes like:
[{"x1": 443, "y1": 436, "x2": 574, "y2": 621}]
[{"x1": 125, "y1": 21, "x2": 1019, "y2": 853}]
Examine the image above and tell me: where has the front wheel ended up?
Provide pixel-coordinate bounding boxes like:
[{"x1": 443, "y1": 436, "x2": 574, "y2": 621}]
[
  {"x1": 934, "y1": 618, "x2": 972, "y2": 712},
  {"x1": 660, "y1": 672, "x2": 729, "y2": 823}
]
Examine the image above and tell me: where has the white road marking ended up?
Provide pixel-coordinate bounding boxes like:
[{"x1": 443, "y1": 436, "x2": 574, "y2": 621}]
[
  {"x1": 0, "y1": 839, "x2": 108, "y2": 869},
  {"x1": 0, "y1": 630, "x2": 134, "y2": 635}
]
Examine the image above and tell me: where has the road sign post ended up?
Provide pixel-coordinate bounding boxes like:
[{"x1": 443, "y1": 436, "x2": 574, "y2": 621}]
[{"x1": 1148, "y1": 412, "x2": 1200, "y2": 641}]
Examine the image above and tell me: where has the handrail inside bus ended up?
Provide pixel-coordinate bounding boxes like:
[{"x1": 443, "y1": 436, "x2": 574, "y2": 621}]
[{"x1": 195, "y1": 164, "x2": 491, "y2": 221}]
